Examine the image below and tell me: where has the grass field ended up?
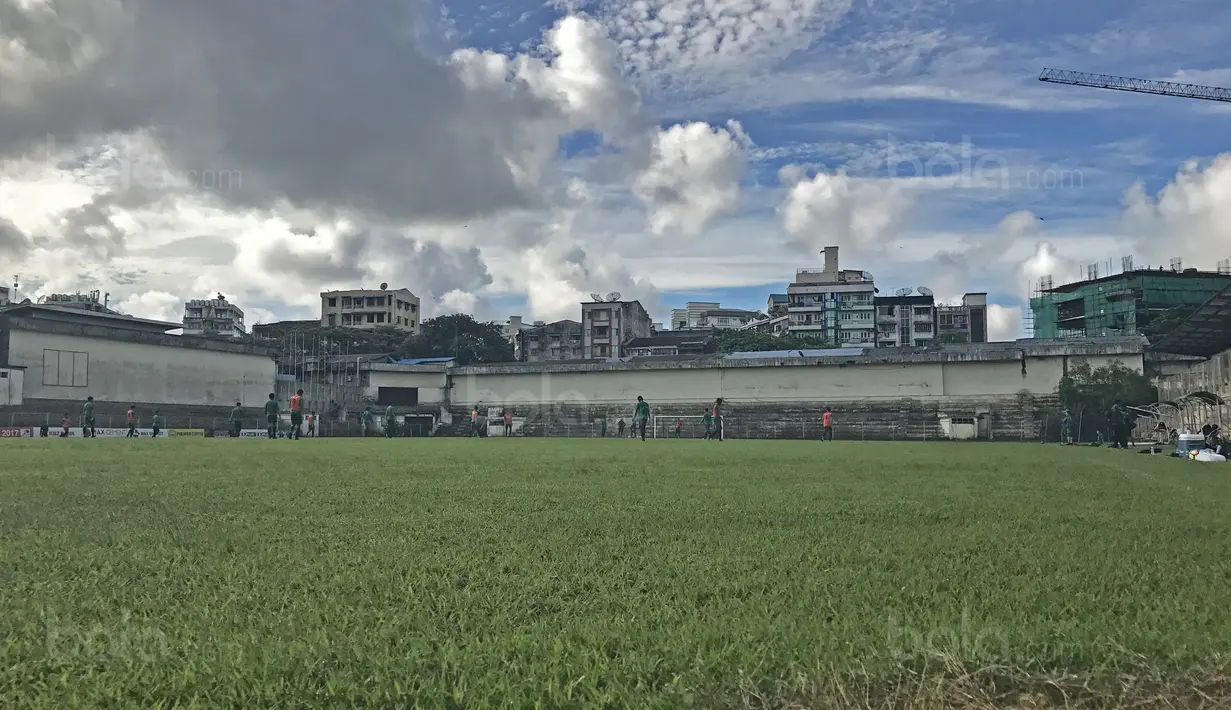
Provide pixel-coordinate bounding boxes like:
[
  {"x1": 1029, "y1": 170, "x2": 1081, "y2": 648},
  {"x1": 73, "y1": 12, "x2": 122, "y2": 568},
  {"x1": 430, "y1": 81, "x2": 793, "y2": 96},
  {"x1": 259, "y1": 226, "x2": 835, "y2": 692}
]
[{"x1": 2, "y1": 439, "x2": 1230, "y2": 709}]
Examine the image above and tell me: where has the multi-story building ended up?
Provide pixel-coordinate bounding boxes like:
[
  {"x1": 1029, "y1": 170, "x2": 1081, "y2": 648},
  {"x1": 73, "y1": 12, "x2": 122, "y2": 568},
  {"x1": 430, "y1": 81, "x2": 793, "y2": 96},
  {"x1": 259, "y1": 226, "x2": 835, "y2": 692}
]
[
  {"x1": 937, "y1": 293, "x2": 989, "y2": 343},
  {"x1": 0, "y1": 285, "x2": 9, "y2": 307},
  {"x1": 766, "y1": 294, "x2": 789, "y2": 317},
  {"x1": 517, "y1": 320, "x2": 583, "y2": 362},
  {"x1": 669, "y1": 302, "x2": 760, "y2": 330},
  {"x1": 1029, "y1": 266, "x2": 1231, "y2": 340},
  {"x1": 741, "y1": 314, "x2": 790, "y2": 335},
  {"x1": 786, "y1": 246, "x2": 876, "y2": 346},
  {"x1": 182, "y1": 295, "x2": 245, "y2": 338},
  {"x1": 581, "y1": 299, "x2": 653, "y2": 358},
  {"x1": 874, "y1": 291, "x2": 936, "y2": 347},
  {"x1": 320, "y1": 287, "x2": 420, "y2": 333},
  {"x1": 503, "y1": 316, "x2": 535, "y2": 359}
]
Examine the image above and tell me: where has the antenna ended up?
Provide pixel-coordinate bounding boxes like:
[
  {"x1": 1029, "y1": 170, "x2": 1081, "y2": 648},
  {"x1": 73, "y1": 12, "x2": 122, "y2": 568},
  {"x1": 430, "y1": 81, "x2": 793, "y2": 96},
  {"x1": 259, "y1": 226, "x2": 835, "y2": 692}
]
[
  {"x1": 606, "y1": 292, "x2": 622, "y2": 302},
  {"x1": 1121, "y1": 255, "x2": 1133, "y2": 273},
  {"x1": 894, "y1": 287, "x2": 912, "y2": 297},
  {"x1": 589, "y1": 293, "x2": 603, "y2": 302},
  {"x1": 916, "y1": 286, "x2": 933, "y2": 297},
  {"x1": 1087, "y1": 263, "x2": 1099, "y2": 281},
  {"x1": 1170, "y1": 257, "x2": 1182, "y2": 272}
]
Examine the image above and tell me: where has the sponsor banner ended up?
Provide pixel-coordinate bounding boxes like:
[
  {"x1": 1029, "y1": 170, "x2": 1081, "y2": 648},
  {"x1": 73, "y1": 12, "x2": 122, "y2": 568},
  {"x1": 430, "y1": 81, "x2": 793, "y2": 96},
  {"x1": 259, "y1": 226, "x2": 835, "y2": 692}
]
[
  {"x1": 209, "y1": 429, "x2": 270, "y2": 438},
  {"x1": 0, "y1": 427, "x2": 31, "y2": 437},
  {"x1": 168, "y1": 428, "x2": 205, "y2": 437},
  {"x1": 57, "y1": 427, "x2": 156, "y2": 438}
]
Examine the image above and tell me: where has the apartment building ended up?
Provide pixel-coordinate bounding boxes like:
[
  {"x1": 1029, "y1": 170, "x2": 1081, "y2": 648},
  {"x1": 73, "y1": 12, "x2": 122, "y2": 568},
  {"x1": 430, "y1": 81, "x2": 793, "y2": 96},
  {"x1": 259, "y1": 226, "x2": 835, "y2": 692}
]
[
  {"x1": 0, "y1": 285, "x2": 9, "y2": 307},
  {"x1": 183, "y1": 295, "x2": 245, "y2": 338},
  {"x1": 874, "y1": 291, "x2": 936, "y2": 347},
  {"x1": 669, "y1": 302, "x2": 761, "y2": 330},
  {"x1": 766, "y1": 294, "x2": 789, "y2": 317},
  {"x1": 320, "y1": 286, "x2": 420, "y2": 333},
  {"x1": 786, "y1": 246, "x2": 876, "y2": 346},
  {"x1": 937, "y1": 293, "x2": 988, "y2": 343},
  {"x1": 517, "y1": 319, "x2": 583, "y2": 361},
  {"x1": 581, "y1": 299, "x2": 653, "y2": 358}
]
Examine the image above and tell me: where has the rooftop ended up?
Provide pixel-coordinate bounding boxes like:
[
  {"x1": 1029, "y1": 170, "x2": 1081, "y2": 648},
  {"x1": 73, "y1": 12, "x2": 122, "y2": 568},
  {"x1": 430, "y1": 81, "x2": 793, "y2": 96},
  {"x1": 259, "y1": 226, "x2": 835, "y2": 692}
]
[
  {"x1": 1040, "y1": 268, "x2": 1231, "y2": 295},
  {"x1": 1148, "y1": 283, "x2": 1231, "y2": 358}
]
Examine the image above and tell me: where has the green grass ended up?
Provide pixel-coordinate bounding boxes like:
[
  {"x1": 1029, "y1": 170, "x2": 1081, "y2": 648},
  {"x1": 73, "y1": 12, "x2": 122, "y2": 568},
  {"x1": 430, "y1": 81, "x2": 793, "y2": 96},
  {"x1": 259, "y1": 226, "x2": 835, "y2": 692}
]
[{"x1": 2, "y1": 439, "x2": 1230, "y2": 708}]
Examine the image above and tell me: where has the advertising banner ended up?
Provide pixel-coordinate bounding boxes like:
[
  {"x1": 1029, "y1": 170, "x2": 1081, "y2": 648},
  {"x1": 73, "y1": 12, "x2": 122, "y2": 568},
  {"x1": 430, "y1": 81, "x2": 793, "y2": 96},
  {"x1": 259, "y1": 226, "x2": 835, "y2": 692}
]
[
  {"x1": 0, "y1": 427, "x2": 31, "y2": 437},
  {"x1": 58, "y1": 427, "x2": 155, "y2": 438},
  {"x1": 210, "y1": 429, "x2": 270, "y2": 438},
  {"x1": 168, "y1": 429, "x2": 205, "y2": 437}
]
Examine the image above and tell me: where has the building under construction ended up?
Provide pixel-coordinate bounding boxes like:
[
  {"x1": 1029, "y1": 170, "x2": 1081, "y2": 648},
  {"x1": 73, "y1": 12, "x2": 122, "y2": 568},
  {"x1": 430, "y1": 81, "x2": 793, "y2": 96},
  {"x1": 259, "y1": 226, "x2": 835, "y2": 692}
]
[{"x1": 1029, "y1": 263, "x2": 1231, "y2": 339}]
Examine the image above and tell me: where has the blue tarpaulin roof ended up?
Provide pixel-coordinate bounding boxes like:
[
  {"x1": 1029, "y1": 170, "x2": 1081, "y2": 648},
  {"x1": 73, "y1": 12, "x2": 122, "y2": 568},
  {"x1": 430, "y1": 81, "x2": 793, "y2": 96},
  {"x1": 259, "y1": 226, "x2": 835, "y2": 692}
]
[
  {"x1": 723, "y1": 348, "x2": 869, "y2": 360},
  {"x1": 396, "y1": 356, "x2": 455, "y2": 365}
]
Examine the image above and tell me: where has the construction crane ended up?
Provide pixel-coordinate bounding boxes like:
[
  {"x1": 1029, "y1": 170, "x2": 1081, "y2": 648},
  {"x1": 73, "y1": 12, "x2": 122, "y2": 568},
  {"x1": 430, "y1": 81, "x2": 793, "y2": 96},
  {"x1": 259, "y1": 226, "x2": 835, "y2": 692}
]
[{"x1": 1039, "y1": 68, "x2": 1231, "y2": 103}]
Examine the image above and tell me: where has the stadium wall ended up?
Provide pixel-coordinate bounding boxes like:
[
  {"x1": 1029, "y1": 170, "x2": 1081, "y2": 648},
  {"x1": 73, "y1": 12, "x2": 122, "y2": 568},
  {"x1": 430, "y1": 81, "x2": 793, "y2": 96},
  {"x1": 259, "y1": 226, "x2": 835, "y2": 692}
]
[{"x1": 3, "y1": 328, "x2": 274, "y2": 408}]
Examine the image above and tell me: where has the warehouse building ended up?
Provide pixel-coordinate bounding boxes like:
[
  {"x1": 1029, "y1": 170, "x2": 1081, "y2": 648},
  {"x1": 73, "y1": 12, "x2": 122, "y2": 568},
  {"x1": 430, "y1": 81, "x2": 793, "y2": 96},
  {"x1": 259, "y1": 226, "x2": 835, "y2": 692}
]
[{"x1": 0, "y1": 304, "x2": 275, "y2": 421}]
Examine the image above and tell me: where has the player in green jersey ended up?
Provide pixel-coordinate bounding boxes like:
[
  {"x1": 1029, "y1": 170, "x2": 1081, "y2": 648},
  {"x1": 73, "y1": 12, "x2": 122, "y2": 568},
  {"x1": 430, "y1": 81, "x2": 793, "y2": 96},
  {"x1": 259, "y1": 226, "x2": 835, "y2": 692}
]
[{"x1": 263, "y1": 393, "x2": 279, "y2": 439}]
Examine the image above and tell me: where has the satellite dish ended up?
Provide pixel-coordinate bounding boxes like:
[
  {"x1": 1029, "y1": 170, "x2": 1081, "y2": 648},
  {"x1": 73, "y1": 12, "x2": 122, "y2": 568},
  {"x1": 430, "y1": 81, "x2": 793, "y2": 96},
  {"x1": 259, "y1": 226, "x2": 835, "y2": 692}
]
[
  {"x1": 917, "y1": 286, "x2": 933, "y2": 297},
  {"x1": 861, "y1": 271, "x2": 874, "y2": 281},
  {"x1": 589, "y1": 293, "x2": 603, "y2": 302},
  {"x1": 895, "y1": 287, "x2": 912, "y2": 297},
  {"x1": 606, "y1": 292, "x2": 621, "y2": 301},
  {"x1": 379, "y1": 282, "x2": 388, "y2": 290}
]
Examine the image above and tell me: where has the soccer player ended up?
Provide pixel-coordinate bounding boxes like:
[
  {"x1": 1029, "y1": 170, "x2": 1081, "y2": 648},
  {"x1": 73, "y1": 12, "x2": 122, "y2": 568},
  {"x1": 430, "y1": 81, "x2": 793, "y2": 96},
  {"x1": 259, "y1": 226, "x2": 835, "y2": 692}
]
[
  {"x1": 633, "y1": 396, "x2": 650, "y2": 441},
  {"x1": 701, "y1": 407, "x2": 713, "y2": 439},
  {"x1": 385, "y1": 404, "x2": 395, "y2": 438},
  {"x1": 82, "y1": 396, "x2": 96, "y2": 438},
  {"x1": 126, "y1": 405, "x2": 137, "y2": 437},
  {"x1": 617, "y1": 419, "x2": 625, "y2": 438},
  {"x1": 712, "y1": 398, "x2": 724, "y2": 441},
  {"x1": 674, "y1": 419, "x2": 682, "y2": 438},
  {"x1": 264, "y1": 393, "x2": 279, "y2": 439},
  {"x1": 151, "y1": 410, "x2": 162, "y2": 438},
  {"x1": 600, "y1": 418, "x2": 607, "y2": 437},
  {"x1": 289, "y1": 389, "x2": 304, "y2": 440},
  {"x1": 361, "y1": 406, "x2": 373, "y2": 437},
  {"x1": 503, "y1": 409, "x2": 513, "y2": 437},
  {"x1": 229, "y1": 402, "x2": 243, "y2": 438},
  {"x1": 470, "y1": 405, "x2": 480, "y2": 437},
  {"x1": 822, "y1": 407, "x2": 833, "y2": 441},
  {"x1": 60, "y1": 412, "x2": 70, "y2": 438},
  {"x1": 307, "y1": 411, "x2": 316, "y2": 438}
]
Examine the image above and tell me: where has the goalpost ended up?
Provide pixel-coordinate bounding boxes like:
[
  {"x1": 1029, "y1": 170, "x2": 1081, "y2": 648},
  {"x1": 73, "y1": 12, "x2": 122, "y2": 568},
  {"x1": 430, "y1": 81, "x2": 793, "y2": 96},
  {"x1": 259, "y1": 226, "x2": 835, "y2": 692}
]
[{"x1": 651, "y1": 415, "x2": 717, "y2": 439}]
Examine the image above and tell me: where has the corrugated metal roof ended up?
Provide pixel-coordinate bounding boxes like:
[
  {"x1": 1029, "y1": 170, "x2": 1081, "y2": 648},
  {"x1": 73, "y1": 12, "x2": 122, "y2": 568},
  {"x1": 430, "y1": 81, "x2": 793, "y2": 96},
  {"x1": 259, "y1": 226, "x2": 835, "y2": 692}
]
[{"x1": 396, "y1": 356, "x2": 455, "y2": 365}]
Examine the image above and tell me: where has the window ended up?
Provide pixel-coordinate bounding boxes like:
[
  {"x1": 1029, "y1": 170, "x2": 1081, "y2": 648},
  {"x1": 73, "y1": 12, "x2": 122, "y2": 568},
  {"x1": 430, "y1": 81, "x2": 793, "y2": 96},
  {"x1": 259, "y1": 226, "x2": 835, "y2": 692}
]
[
  {"x1": 327, "y1": 314, "x2": 336, "y2": 326},
  {"x1": 43, "y1": 349, "x2": 88, "y2": 387},
  {"x1": 376, "y1": 313, "x2": 385, "y2": 324},
  {"x1": 410, "y1": 303, "x2": 417, "y2": 313},
  {"x1": 341, "y1": 297, "x2": 352, "y2": 307},
  {"x1": 327, "y1": 297, "x2": 337, "y2": 307},
  {"x1": 342, "y1": 314, "x2": 353, "y2": 325},
  {"x1": 366, "y1": 313, "x2": 375, "y2": 323}
]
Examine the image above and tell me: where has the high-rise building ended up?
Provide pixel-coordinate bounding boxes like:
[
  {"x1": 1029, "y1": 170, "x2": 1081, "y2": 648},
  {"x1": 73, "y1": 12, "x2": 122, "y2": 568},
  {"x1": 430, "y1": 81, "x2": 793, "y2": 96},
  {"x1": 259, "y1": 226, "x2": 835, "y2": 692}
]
[
  {"x1": 937, "y1": 293, "x2": 988, "y2": 343},
  {"x1": 183, "y1": 295, "x2": 246, "y2": 338},
  {"x1": 581, "y1": 298, "x2": 653, "y2": 358},
  {"x1": 786, "y1": 246, "x2": 876, "y2": 346},
  {"x1": 320, "y1": 286, "x2": 420, "y2": 333},
  {"x1": 874, "y1": 291, "x2": 936, "y2": 347}
]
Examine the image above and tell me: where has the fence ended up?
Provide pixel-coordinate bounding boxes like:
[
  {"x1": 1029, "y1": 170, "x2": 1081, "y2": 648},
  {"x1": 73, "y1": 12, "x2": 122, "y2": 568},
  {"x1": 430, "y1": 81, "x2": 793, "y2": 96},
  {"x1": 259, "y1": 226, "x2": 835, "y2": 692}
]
[{"x1": 0, "y1": 411, "x2": 426, "y2": 438}]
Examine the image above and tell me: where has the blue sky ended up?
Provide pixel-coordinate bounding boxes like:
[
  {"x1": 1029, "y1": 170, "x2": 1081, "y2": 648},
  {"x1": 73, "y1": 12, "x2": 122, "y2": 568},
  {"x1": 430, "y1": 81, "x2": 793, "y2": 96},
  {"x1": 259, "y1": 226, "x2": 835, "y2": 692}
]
[{"x1": 442, "y1": 0, "x2": 1231, "y2": 330}]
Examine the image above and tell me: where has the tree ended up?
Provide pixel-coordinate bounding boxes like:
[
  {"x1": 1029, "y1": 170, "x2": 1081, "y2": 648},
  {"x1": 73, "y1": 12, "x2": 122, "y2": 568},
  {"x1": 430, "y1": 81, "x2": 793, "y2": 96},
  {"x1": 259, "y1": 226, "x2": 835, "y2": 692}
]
[
  {"x1": 1056, "y1": 360, "x2": 1157, "y2": 442},
  {"x1": 396, "y1": 313, "x2": 514, "y2": 365},
  {"x1": 705, "y1": 329, "x2": 837, "y2": 353}
]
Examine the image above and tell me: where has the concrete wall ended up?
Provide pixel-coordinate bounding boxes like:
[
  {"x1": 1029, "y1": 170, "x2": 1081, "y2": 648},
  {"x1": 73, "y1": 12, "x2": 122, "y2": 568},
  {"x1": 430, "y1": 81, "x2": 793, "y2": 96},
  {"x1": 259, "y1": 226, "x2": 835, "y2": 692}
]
[
  {"x1": 7, "y1": 330, "x2": 274, "y2": 407},
  {"x1": 365, "y1": 367, "x2": 448, "y2": 404},
  {"x1": 0, "y1": 367, "x2": 23, "y2": 406}
]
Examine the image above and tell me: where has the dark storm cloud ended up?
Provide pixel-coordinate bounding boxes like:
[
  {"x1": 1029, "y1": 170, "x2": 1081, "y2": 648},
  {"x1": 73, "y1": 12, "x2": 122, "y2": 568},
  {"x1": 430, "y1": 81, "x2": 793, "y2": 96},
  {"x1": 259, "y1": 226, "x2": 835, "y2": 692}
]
[
  {"x1": 0, "y1": 0, "x2": 563, "y2": 222},
  {"x1": 388, "y1": 240, "x2": 493, "y2": 301},
  {"x1": 0, "y1": 217, "x2": 32, "y2": 258}
]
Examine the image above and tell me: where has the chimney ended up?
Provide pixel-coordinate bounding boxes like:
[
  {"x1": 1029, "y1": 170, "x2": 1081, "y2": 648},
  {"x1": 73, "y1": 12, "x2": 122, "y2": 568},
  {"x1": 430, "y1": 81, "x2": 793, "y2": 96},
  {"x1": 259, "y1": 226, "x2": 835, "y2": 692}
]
[{"x1": 822, "y1": 246, "x2": 839, "y2": 273}]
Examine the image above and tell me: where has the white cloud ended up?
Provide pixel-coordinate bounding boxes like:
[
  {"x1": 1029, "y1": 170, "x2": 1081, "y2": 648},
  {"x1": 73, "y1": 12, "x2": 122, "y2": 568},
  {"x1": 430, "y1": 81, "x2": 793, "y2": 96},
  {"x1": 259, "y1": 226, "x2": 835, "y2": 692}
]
[
  {"x1": 987, "y1": 304, "x2": 1022, "y2": 342},
  {"x1": 116, "y1": 290, "x2": 182, "y2": 322},
  {"x1": 1122, "y1": 153, "x2": 1231, "y2": 269},
  {"x1": 632, "y1": 120, "x2": 748, "y2": 235},
  {"x1": 777, "y1": 167, "x2": 915, "y2": 255}
]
